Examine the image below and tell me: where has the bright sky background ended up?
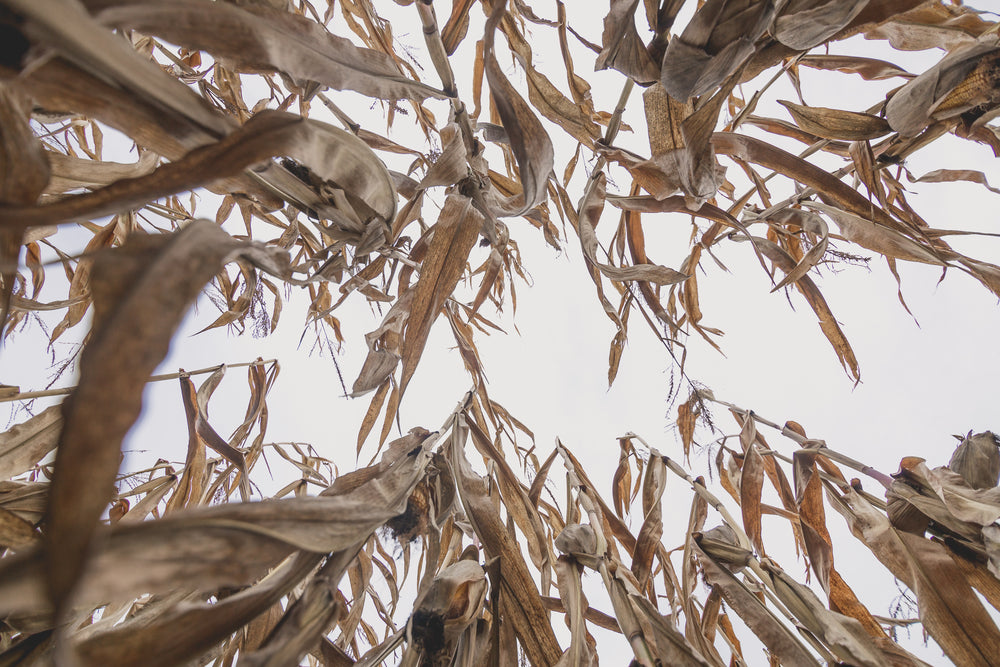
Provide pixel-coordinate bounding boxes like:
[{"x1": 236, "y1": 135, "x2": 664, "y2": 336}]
[{"x1": 3, "y1": 2, "x2": 1000, "y2": 663}]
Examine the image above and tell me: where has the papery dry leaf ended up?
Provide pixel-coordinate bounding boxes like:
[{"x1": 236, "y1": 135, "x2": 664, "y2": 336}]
[
  {"x1": 913, "y1": 168, "x2": 1000, "y2": 195},
  {"x1": 802, "y1": 201, "x2": 943, "y2": 265},
  {"x1": 93, "y1": 0, "x2": 446, "y2": 101},
  {"x1": 885, "y1": 36, "x2": 1000, "y2": 137},
  {"x1": 44, "y1": 150, "x2": 159, "y2": 195},
  {"x1": 767, "y1": 208, "x2": 829, "y2": 291},
  {"x1": 836, "y1": 486, "x2": 1000, "y2": 667},
  {"x1": 483, "y1": 0, "x2": 554, "y2": 217},
  {"x1": 660, "y1": 0, "x2": 776, "y2": 101},
  {"x1": 773, "y1": 0, "x2": 870, "y2": 51},
  {"x1": 799, "y1": 54, "x2": 912, "y2": 80},
  {"x1": 0, "y1": 112, "x2": 397, "y2": 232},
  {"x1": 949, "y1": 431, "x2": 1000, "y2": 490},
  {"x1": 778, "y1": 99, "x2": 892, "y2": 141},
  {"x1": 595, "y1": 0, "x2": 660, "y2": 84},
  {"x1": 0, "y1": 86, "x2": 49, "y2": 331},
  {"x1": 441, "y1": 0, "x2": 476, "y2": 55},
  {"x1": 165, "y1": 375, "x2": 210, "y2": 512},
  {"x1": 447, "y1": 416, "x2": 563, "y2": 666},
  {"x1": 399, "y1": 194, "x2": 482, "y2": 396},
  {"x1": 737, "y1": 417, "x2": 765, "y2": 557},
  {"x1": 632, "y1": 452, "x2": 666, "y2": 590},
  {"x1": 553, "y1": 557, "x2": 599, "y2": 667},
  {"x1": 749, "y1": 235, "x2": 860, "y2": 381},
  {"x1": 577, "y1": 174, "x2": 688, "y2": 285},
  {"x1": 759, "y1": 560, "x2": 903, "y2": 667},
  {"x1": 864, "y1": 3, "x2": 992, "y2": 52},
  {"x1": 497, "y1": 19, "x2": 602, "y2": 147},
  {"x1": 43, "y1": 221, "x2": 289, "y2": 620},
  {"x1": 0, "y1": 405, "x2": 61, "y2": 482},
  {"x1": 5, "y1": 430, "x2": 433, "y2": 614},
  {"x1": 793, "y1": 450, "x2": 833, "y2": 593},
  {"x1": 692, "y1": 537, "x2": 820, "y2": 665}
]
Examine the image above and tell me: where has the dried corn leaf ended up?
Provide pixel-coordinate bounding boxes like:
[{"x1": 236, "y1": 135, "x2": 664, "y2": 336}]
[
  {"x1": 692, "y1": 538, "x2": 821, "y2": 666},
  {"x1": 94, "y1": 0, "x2": 445, "y2": 101},
  {"x1": 0, "y1": 86, "x2": 49, "y2": 330},
  {"x1": 577, "y1": 174, "x2": 688, "y2": 285},
  {"x1": 0, "y1": 405, "x2": 61, "y2": 482},
  {"x1": 400, "y1": 195, "x2": 482, "y2": 395},
  {"x1": 712, "y1": 132, "x2": 906, "y2": 233},
  {"x1": 595, "y1": 0, "x2": 660, "y2": 85},
  {"x1": 773, "y1": 0, "x2": 870, "y2": 51},
  {"x1": 864, "y1": 3, "x2": 992, "y2": 52},
  {"x1": 802, "y1": 201, "x2": 943, "y2": 265},
  {"x1": 0, "y1": 112, "x2": 396, "y2": 230},
  {"x1": 749, "y1": 235, "x2": 860, "y2": 381},
  {"x1": 632, "y1": 451, "x2": 666, "y2": 590},
  {"x1": 836, "y1": 485, "x2": 1000, "y2": 667},
  {"x1": 949, "y1": 431, "x2": 1000, "y2": 490},
  {"x1": 799, "y1": 54, "x2": 912, "y2": 80},
  {"x1": 778, "y1": 99, "x2": 892, "y2": 141},
  {"x1": 483, "y1": 1, "x2": 554, "y2": 217},
  {"x1": 768, "y1": 208, "x2": 829, "y2": 291},
  {"x1": 886, "y1": 36, "x2": 1000, "y2": 137},
  {"x1": 446, "y1": 416, "x2": 562, "y2": 666},
  {"x1": 6, "y1": 432, "x2": 432, "y2": 613},
  {"x1": 553, "y1": 557, "x2": 599, "y2": 667},
  {"x1": 660, "y1": 0, "x2": 776, "y2": 101},
  {"x1": 759, "y1": 560, "x2": 905, "y2": 667},
  {"x1": 913, "y1": 168, "x2": 1000, "y2": 195},
  {"x1": 43, "y1": 221, "x2": 290, "y2": 619}
]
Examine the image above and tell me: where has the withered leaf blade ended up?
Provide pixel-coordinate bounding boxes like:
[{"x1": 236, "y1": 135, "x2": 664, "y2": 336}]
[
  {"x1": 0, "y1": 112, "x2": 397, "y2": 230},
  {"x1": 9, "y1": 0, "x2": 231, "y2": 141},
  {"x1": 692, "y1": 537, "x2": 820, "y2": 666},
  {"x1": 759, "y1": 561, "x2": 891, "y2": 667},
  {"x1": 400, "y1": 195, "x2": 482, "y2": 396},
  {"x1": 483, "y1": 1, "x2": 554, "y2": 216},
  {"x1": 446, "y1": 417, "x2": 563, "y2": 666},
  {"x1": 3, "y1": 430, "x2": 432, "y2": 617},
  {"x1": 838, "y1": 486, "x2": 1000, "y2": 666},
  {"x1": 44, "y1": 149, "x2": 158, "y2": 195},
  {"x1": 750, "y1": 235, "x2": 861, "y2": 381},
  {"x1": 802, "y1": 201, "x2": 944, "y2": 265},
  {"x1": 768, "y1": 208, "x2": 829, "y2": 292},
  {"x1": 885, "y1": 35, "x2": 1000, "y2": 137},
  {"x1": 43, "y1": 221, "x2": 290, "y2": 620},
  {"x1": 778, "y1": 99, "x2": 892, "y2": 141},
  {"x1": 799, "y1": 54, "x2": 912, "y2": 81},
  {"x1": 0, "y1": 405, "x2": 62, "y2": 482},
  {"x1": 595, "y1": 0, "x2": 660, "y2": 84},
  {"x1": 92, "y1": 0, "x2": 446, "y2": 102},
  {"x1": 772, "y1": 0, "x2": 870, "y2": 51},
  {"x1": 949, "y1": 432, "x2": 1000, "y2": 490},
  {"x1": 577, "y1": 174, "x2": 688, "y2": 285},
  {"x1": 0, "y1": 85, "x2": 50, "y2": 331},
  {"x1": 660, "y1": 0, "x2": 776, "y2": 100},
  {"x1": 913, "y1": 168, "x2": 1000, "y2": 195}
]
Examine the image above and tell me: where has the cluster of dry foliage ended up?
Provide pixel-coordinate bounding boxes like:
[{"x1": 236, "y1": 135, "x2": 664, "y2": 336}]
[{"x1": 2, "y1": 0, "x2": 1000, "y2": 664}]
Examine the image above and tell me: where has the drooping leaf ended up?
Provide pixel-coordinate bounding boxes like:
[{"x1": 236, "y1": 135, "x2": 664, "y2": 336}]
[
  {"x1": 660, "y1": 0, "x2": 776, "y2": 101},
  {"x1": 92, "y1": 0, "x2": 447, "y2": 102},
  {"x1": 43, "y1": 222, "x2": 290, "y2": 620},
  {"x1": 483, "y1": 0, "x2": 554, "y2": 217},
  {"x1": 778, "y1": 99, "x2": 892, "y2": 141},
  {"x1": 772, "y1": 0, "x2": 870, "y2": 51}
]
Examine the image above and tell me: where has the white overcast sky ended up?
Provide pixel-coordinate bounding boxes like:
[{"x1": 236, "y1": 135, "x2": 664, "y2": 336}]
[{"x1": 3, "y1": 3, "x2": 1000, "y2": 663}]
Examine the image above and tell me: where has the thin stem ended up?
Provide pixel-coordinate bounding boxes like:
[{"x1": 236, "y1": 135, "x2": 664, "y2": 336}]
[{"x1": 1, "y1": 358, "x2": 278, "y2": 403}]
